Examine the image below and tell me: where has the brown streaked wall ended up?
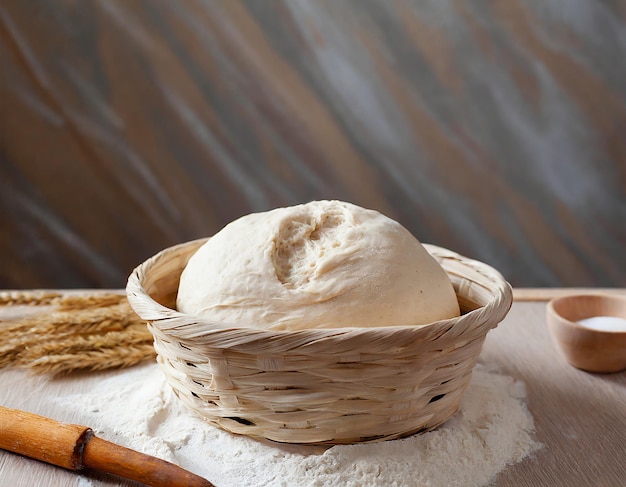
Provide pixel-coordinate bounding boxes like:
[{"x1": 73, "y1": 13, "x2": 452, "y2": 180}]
[{"x1": 1, "y1": 0, "x2": 625, "y2": 289}]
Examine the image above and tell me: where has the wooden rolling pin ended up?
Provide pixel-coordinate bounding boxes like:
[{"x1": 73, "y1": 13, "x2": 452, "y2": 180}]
[{"x1": 0, "y1": 406, "x2": 214, "y2": 487}]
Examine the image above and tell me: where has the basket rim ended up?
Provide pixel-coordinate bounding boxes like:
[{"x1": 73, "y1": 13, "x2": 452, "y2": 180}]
[{"x1": 126, "y1": 238, "x2": 513, "y2": 340}]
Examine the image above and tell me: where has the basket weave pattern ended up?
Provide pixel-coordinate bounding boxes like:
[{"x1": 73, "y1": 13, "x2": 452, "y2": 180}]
[{"x1": 127, "y1": 238, "x2": 512, "y2": 444}]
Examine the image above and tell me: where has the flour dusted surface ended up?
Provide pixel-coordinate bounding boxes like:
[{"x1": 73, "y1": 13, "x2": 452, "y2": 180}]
[{"x1": 58, "y1": 363, "x2": 539, "y2": 487}]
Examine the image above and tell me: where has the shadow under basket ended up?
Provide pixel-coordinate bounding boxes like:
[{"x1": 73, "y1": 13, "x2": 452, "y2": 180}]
[{"x1": 126, "y1": 239, "x2": 512, "y2": 444}]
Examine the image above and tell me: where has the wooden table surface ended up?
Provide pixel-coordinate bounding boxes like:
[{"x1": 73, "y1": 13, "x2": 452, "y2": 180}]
[{"x1": 1, "y1": 289, "x2": 625, "y2": 486}]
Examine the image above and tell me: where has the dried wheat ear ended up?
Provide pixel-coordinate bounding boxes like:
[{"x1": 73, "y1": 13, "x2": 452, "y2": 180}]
[{"x1": 0, "y1": 292, "x2": 155, "y2": 376}]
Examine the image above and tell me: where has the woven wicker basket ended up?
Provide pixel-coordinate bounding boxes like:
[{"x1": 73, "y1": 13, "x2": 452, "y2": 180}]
[{"x1": 126, "y1": 238, "x2": 512, "y2": 444}]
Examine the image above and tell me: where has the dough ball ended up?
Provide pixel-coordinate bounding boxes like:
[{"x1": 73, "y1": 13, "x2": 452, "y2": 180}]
[{"x1": 176, "y1": 201, "x2": 460, "y2": 330}]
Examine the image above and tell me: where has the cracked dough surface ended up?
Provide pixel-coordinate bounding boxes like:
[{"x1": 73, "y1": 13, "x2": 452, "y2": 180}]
[{"x1": 177, "y1": 201, "x2": 460, "y2": 330}]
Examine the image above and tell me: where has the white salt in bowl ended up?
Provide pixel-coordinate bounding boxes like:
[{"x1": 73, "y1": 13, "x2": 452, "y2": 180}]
[
  {"x1": 127, "y1": 238, "x2": 513, "y2": 444},
  {"x1": 547, "y1": 294, "x2": 626, "y2": 373}
]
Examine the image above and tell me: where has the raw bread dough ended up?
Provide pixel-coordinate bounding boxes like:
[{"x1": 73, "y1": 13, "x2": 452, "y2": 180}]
[{"x1": 176, "y1": 201, "x2": 460, "y2": 330}]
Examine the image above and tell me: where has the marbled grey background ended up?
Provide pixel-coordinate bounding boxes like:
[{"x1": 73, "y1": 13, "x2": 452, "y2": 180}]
[{"x1": 1, "y1": 0, "x2": 625, "y2": 289}]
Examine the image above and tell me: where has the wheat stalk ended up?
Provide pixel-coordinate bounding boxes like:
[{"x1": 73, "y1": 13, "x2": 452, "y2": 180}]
[
  {"x1": 22, "y1": 329, "x2": 155, "y2": 375},
  {"x1": 55, "y1": 293, "x2": 128, "y2": 310},
  {"x1": 0, "y1": 292, "x2": 156, "y2": 375},
  {"x1": 0, "y1": 291, "x2": 63, "y2": 306}
]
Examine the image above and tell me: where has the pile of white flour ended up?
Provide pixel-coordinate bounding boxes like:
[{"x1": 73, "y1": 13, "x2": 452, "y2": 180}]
[{"x1": 58, "y1": 363, "x2": 539, "y2": 486}]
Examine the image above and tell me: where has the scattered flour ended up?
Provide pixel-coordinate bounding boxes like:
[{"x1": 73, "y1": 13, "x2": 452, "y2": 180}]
[
  {"x1": 57, "y1": 363, "x2": 539, "y2": 487},
  {"x1": 76, "y1": 477, "x2": 96, "y2": 487}
]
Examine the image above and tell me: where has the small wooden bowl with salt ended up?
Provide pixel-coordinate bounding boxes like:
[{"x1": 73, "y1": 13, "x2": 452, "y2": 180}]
[{"x1": 547, "y1": 294, "x2": 626, "y2": 373}]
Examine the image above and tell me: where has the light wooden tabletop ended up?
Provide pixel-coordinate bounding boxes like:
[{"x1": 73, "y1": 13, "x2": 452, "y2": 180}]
[{"x1": 1, "y1": 289, "x2": 625, "y2": 486}]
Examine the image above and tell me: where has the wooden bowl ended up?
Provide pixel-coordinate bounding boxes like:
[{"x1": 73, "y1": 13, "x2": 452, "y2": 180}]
[{"x1": 547, "y1": 294, "x2": 626, "y2": 373}]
